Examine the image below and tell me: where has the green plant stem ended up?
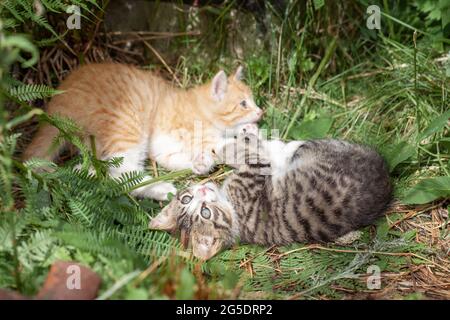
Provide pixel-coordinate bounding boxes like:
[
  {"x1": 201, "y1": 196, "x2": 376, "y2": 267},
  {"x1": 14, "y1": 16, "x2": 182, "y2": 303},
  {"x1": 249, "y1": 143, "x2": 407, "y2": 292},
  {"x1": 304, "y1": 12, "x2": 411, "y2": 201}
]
[
  {"x1": 128, "y1": 169, "x2": 192, "y2": 192},
  {"x1": 9, "y1": 214, "x2": 22, "y2": 291},
  {"x1": 13, "y1": 159, "x2": 45, "y2": 184},
  {"x1": 413, "y1": 31, "x2": 418, "y2": 96},
  {"x1": 383, "y1": 0, "x2": 394, "y2": 37},
  {"x1": 282, "y1": 37, "x2": 337, "y2": 139}
]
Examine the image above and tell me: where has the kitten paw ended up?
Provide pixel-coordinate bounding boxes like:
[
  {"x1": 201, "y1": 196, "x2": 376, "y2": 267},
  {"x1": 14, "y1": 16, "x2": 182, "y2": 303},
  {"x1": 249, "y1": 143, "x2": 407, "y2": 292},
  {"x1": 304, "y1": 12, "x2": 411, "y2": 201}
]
[
  {"x1": 192, "y1": 153, "x2": 215, "y2": 175},
  {"x1": 132, "y1": 182, "x2": 177, "y2": 201},
  {"x1": 237, "y1": 123, "x2": 259, "y2": 137},
  {"x1": 151, "y1": 182, "x2": 177, "y2": 201},
  {"x1": 334, "y1": 231, "x2": 362, "y2": 245}
]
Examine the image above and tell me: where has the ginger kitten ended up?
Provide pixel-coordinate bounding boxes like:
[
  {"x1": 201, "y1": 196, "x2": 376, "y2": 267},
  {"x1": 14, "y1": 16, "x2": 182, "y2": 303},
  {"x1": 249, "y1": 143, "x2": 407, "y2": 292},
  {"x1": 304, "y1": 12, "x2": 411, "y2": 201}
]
[{"x1": 23, "y1": 63, "x2": 262, "y2": 200}]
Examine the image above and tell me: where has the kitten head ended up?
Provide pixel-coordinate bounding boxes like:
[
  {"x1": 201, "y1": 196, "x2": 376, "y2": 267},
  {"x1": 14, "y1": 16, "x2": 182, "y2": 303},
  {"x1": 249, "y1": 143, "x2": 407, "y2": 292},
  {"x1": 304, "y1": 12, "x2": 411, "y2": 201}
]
[
  {"x1": 206, "y1": 66, "x2": 263, "y2": 127},
  {"x1": 149, "y1": 182, "x2": 237, "y2": 260}
]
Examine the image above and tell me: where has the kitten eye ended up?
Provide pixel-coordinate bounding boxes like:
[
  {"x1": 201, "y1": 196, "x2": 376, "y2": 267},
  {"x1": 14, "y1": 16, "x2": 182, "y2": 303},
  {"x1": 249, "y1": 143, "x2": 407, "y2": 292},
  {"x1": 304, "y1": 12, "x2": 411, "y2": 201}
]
[
  {"x1": 240, "y1": 100, "x2": 247, "y2": 108},
  {"x1": 200, "y1": 206, "x2": 211, "y2": 219},
  {"x1": 180, "y1": 195, "x2": 192, "y2": 204}
]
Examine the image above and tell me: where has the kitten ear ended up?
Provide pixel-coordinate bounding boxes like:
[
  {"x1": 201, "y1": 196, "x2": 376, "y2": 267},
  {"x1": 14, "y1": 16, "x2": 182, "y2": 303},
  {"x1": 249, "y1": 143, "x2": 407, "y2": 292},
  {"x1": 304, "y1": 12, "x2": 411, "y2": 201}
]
[
  {"x1": 149, "y1": 208, "x2": 176, "y2": 231},
  {"x1": 211, "y1": 70, "x2": 228, "y2": 101},
  {"x1": 233, "y1": 65, "x2": 244, "y2": 81},
  {"x1": 191, "y1": 233, "x2": 223, "y2": 260}
]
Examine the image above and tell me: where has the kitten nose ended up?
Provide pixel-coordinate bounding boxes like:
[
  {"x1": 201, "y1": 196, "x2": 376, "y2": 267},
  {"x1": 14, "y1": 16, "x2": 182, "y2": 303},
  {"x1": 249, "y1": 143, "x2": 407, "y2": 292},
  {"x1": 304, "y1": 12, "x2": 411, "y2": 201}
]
[{"x1": 198, "y1": 186, "x2": 207, "y2": 196}]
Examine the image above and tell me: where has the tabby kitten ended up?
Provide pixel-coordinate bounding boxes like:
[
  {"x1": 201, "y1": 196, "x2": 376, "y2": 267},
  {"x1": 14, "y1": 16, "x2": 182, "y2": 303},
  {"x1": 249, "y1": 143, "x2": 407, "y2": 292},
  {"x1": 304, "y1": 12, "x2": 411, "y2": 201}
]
[
  {"x1": 23, "y1": 63, "x2": 262, "y2": 200},
  {"x1": 150, "y1": 126, "x2": 392, "y2": 260}
]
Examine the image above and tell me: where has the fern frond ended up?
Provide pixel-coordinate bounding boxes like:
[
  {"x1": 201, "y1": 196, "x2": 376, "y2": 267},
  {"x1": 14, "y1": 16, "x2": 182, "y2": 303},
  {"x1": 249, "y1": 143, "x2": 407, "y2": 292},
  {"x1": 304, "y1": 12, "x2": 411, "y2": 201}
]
[
  {"x1": 1, "y1": 0, "x2": 25, "y2": 23},
  {"x1": 18, "y1": 230, "x2": 55, "y2": 270},
  {"x1": 68, "y1": 199, "x2": 93, "y2": 226},
  {"x1": 9, "y1": 84, "x2": 63, "y2": 101},
  {"x1": 1, "y1": 18, "x2": 18, "y2": 29},
  {"x1": 107, "y1": 171, "x2": 147, "y2": 196},
  {"x1": 54, "y1": 225, "x2": 138, "y2": 260},
  {"x1": 35, "y1": 30, "x2": 69, "y2": 47},
  {"x1": 71, "y1": 0, "x2": 102, "y2": 17},
  {"x1": 106, "y1": 157, "x2": 124, "y2": 169},
  {"x1": 16, "y1": 0, "x2": 59, "y2": 37},
  {"x1": 23, "y1": 158, "x2": 57, "y2": 171},
  {"x1": 40, "y1": 0, "x2": 67, "y2": 13},
  {"x1": 2, "y1": 75, "x2": 25, "y2": 89}
]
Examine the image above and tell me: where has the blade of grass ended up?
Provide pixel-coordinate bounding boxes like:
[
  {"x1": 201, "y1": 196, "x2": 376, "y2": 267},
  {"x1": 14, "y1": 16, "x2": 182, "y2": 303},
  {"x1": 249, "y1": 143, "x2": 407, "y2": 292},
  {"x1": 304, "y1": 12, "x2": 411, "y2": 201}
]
[
  {"x1": 128, "y1": 169, "x2": 192, "y2": 192},
  {"x1": 282, "y1": 37, "x2": 337, "y2": 139}
]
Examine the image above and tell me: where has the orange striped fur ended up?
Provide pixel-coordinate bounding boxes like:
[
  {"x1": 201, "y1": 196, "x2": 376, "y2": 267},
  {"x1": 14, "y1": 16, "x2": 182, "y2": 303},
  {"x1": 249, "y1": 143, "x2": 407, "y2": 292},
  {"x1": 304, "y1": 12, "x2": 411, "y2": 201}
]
[{"x1": 23, "y1": 63, "x2": 262, "y2": 200}]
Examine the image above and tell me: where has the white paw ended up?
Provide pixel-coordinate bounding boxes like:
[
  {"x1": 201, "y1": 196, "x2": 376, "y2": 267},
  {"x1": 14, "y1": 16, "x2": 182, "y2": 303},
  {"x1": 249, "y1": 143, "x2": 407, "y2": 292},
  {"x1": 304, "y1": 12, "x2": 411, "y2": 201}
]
[
  {"x1": 192, "y1": 153, "x2": 215, "y2": 175},
  {"x1": 151, "y1": 182, "x2": 177, "y2": 201},
  {"x1": 132, "y1": 182, "x2": 177, "y2": 201},
  {"x1": 238, "y1": 123, "x2": 259, "y2": 136}
]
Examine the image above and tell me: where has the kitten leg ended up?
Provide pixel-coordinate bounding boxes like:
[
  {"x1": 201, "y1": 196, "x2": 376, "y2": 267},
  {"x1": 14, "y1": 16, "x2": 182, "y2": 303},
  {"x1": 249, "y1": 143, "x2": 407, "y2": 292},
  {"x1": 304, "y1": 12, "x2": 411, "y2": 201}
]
[
  {"x1": 334, "y1": 231, "x2": 362, "y2": 245},
  {"x1": 192, "y1": 152, "x2": 215, "y2": 175},
  {"x1": 212, "y1": 137, "x2": 237, "y2": 167},
  {"x1": 150, "y1": 133, "x2": 216, "y2": 175},
  {"x1": 189, "y1": 126, "x2": 261, "y2": 174},
  {"x1": 108, "y1": 144, "x2": 176, "y2": 201},
  {"x1": 263, "y1": 140, "x2": 285, "y2": 164},
  {"x1": 154, "y1": 152, "x2": 193, "y2": 171},
  {"x1": 155, "y1": 151, "x2": 215, "y2": 175},
  {"x1": 264, "y1": 140, "x2": 306, "y2": 174}
]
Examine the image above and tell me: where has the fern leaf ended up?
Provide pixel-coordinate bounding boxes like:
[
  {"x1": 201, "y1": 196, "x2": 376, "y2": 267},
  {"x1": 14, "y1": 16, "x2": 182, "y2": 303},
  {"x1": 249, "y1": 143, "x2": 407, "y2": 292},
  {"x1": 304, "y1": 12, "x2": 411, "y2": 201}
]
[
  {"x1": 68, "y1": 199, "x2": 93, "y2": 226},
  {"x1": 40, "y1": 0, "x2": 66, "y2": 13},
  {"x1": 9, "y1": 84, "x2": 63, "y2": 101},
  {"x1": 18, "y1": 230, "x2": 55, "y2": 270},
  {"x1": 1, "y1": 0, "x2": 25, "y2": 22}
]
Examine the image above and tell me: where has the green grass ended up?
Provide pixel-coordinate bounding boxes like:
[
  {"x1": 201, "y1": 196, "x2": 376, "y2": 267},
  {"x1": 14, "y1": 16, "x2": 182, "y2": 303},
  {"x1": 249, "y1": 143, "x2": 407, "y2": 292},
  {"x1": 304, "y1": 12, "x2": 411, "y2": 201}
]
[{"x1": 0, "y1": 0, "x2": 449, "y2": 299}]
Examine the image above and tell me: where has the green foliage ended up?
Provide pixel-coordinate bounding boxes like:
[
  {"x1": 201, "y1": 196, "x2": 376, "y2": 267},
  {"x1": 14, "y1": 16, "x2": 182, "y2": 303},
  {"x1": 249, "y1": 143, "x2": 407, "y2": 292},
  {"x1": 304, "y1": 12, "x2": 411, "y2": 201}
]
[
  {"x1": 402, "y1": 177, "x2": 450, "y2": 204},
  {"x1": 414, "y1": 0, "x2": 450, "y2": 37},
  {"x1": 1, "y1": 0, "x2": 63, "y2": 37},
  {"x1": 382, "y1": 141, "x2": 417, "y2": 173},
  {"x1": 418, "y1": 110, "x2": 450, "y2": 142},
  {"x1": 204, "y1": 225, "x2": 430, "y2": 299},
  {"x1": 0, "y1": 0, "x2": 103, "y2": 66},
  {"x1": 289, "y1": 116, "x2": 333, "y2": 140},
  {"x1": 9, "y1": 84, "x2": 63, "y2": 101},
  {"x1": 1, "y1": 0, "x2": 449, "y2": 300},
  {"x1": 1, "y1": 128, "x2": 194, "y2": 295},
  {"x1": 0, "y1": 0, "x2": 100, "y2": 33},
  {"x1": 0, "y1": 15, "x2": 195, "y2": 296},
  {"x1": 0, "y1": 32, "x2": 39, "y2": 68},
  {"x1": 176, "y1": 268, "x2": 196, "y2": 299}
]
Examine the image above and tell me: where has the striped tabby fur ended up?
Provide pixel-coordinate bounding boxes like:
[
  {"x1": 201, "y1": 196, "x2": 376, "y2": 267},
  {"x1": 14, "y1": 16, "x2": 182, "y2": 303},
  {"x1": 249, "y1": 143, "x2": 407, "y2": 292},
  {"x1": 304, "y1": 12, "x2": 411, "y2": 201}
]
[{"x1": 150, "y1": 130, "x2": 392, "y2": 260}]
